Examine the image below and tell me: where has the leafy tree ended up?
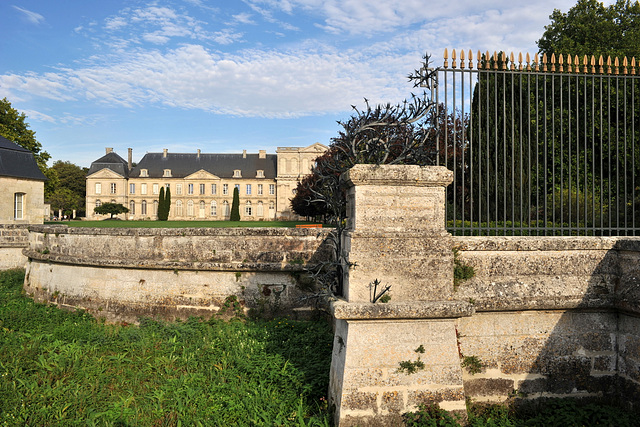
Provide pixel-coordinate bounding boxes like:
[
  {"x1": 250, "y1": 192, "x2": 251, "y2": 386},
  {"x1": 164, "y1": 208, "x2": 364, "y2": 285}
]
[
  {"x1": 537, "y1": 0, "x2": 640, "y2": 60},
  {"x1": 0, "y1": 98, "x2": 50, "y2": 172},
  {"x1": 49, "y1": 161, "x2": 87, "y2": 213},
  {"x1": 49, "y1": 188, "x2": 83, "y2": 216},
  {"x1": 94, "y1": 202, "x2": 129, "y2": 219},
  {"x1": 230, "y1": 187, "x2": 240, "y2": 221}
]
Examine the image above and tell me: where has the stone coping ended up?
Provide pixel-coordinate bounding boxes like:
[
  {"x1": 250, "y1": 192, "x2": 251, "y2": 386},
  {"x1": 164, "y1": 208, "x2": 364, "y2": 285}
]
[
  {"x1": 23, "y1": 250, "x2": 313, "y2": 272},
  {"x1": 330, "y1": 299, "x2": 474, "y2": 320},
  {"x1": 453, "y1": 235, "x2": 640, "y2": 251},
  {"x1": 28, "y1": 224, "x2": 333, "y2": 237},
  {"x1": 341, "y1": 164, "x2": 454, "y2": 187}
]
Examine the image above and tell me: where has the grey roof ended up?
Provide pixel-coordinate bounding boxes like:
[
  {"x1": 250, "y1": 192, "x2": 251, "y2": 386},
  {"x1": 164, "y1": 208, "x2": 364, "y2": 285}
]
[
  {"x1": 87, "y1": 152, "x2": 129, "y2": 178},
  {"x1": 0, "y1": 136, "x2": 47, "y2": 181},
  {"x1": 129, "y1": 153, "x2": 277, "y2": 179}
]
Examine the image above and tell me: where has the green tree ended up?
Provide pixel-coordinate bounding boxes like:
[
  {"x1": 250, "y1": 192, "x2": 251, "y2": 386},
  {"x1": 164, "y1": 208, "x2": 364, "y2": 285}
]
[
  {"x1": 94, "y1": 202, "x2": 129, "y2": 219},
  {"x1": 230, "y1": 187, "x2": 240, "y2": 221},
  {"x1": 158, "y1": 187, "x2": 166, "y2": 221},
  {"x1": 537, "y1": 0, "x2": 640, "y2": 60},
  {"x1": 50, "y1": 161, "x2": 87, "y2": 214},
  {"x1": 164, "y1": 187, "x2": 171, "y2": 219},
  {"x1": 0, "y1": 98, "x2": 50, "y2": 172},
  {"x1": 49, "y1": 188, "x2": 82, "y2": 217}
]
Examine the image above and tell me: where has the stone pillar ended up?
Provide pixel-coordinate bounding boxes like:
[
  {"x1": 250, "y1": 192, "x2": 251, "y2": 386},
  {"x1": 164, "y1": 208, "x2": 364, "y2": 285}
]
[{"x1": 329, "y1": 164, "x2": 472, "y2": 426}]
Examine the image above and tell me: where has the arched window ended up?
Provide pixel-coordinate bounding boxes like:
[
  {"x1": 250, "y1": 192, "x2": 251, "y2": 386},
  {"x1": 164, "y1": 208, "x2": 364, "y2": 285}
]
[
  {"x1": 199, "y1": 200, "x2": 206, "y2": 218},
  {"x1": 245, "y1": 201, "x2": 252, "y2": 216},
  {"x1": 153, "y1": 200, "x2": 158, "y2": 216},
  {"x1": 141, "y1": 200, "x2": 147, "y2": 215},
  {"x1": 96, "y1": 199, "x2": 102, "y2": 208},
  {"x1": 210, "y1": 201, "x2": 217, "y2": 216},
  {"x1": 187, "y1": 200, "x2": 194, "y2": 216},
  {"x1": 223, "y1": 200, "x2": 230, "y2": 217},
  {"x1": 14, "y1": 193, "x2": 24, "y2": 220},
  {"x1": 129, "y1": 200, "x2": 135, "y2": 215},
  {"x1": 257, "y1": 201, "x2": 264, "y2": 217},
  {"x1": 176, "y1": 200, "x2": 183, "y2": 216}
]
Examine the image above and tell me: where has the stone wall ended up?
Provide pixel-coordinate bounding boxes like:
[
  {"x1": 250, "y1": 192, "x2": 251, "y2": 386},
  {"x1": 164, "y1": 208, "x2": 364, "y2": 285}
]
[
  {"x1": 0, "y1": 224, "x2": 29, "y2": 270},
  {"x1": 23, "y1": 225, "x2": 332, "y2": 323}
]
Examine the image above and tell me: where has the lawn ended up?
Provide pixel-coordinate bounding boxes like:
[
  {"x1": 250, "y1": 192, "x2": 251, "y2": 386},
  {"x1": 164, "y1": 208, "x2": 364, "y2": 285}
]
[
  {"x1": 0, "y1": 269, "x2": 333, "y2": 426},
  {"x1": 47, "y1": 220, "x2": 327, "y2": 228}
]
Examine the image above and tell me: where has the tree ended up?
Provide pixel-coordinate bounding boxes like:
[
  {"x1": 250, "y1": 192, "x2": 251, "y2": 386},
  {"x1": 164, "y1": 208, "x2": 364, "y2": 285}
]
[
  {"x1": 0, "y1": 98, "x2": 50, "y2": 172},
  {"x1": 94, "y1": 202, "x2": 129, "y2": 219},
  {"x1": 537, "y1": 0, "x2": 640, "y2": 60},
  {"x1": 230, "y1": 187, "x2": 240, "y2": 221},
  {"x1": 49, "y1": 161, "x2": 87, "y2": 214},
  {"x1": 49, "y1": 188, "x2": 83, "y2": 217},
  {"x1": 158, "y1": 187, "x2": 166, "y2": 221},
  {"x1": 165, "y1": 187, "x2": 171, "y2": 219}
]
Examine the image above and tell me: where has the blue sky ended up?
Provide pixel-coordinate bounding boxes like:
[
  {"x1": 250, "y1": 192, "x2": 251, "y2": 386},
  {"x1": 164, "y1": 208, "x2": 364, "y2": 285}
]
[{"x1": 1, "y1": 0, "x2": 582, "y2": 168}]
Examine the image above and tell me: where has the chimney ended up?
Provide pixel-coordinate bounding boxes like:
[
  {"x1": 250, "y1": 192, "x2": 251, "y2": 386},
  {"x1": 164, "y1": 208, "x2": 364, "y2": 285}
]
[
  {"x1": 163, "y1": 148, "x2": 168, "y2": 158},
  {"x1": 106, "y1": 147, "x2": 113, "y2": 154},
  {"x1": 242, "y1": 149, "x2": 247, "y2": 159},
  {"x1": 197, "y1": 149, "x2": 201, "y2": 159},
  {"x1": 259, "y1": 150, "x2": 266, "y2": 159},
  {"x1": 128, "y1": 148, "x2": 132, "y2": 170}
]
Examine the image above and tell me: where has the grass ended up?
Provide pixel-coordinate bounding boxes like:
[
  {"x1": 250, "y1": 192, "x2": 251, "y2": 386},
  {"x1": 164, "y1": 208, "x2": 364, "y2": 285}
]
[
  {"x1": 0, "y1": 269, "x2": 333, "y2": 426},
  {"x1": 47, "y1": 220, "x2": 327, "y2": 229}
]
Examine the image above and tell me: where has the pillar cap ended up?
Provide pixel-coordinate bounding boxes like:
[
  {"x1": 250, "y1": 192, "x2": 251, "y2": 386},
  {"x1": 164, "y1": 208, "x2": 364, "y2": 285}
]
[{"x1": 341, "y1": 164, "x2": 453, "y2": 187}]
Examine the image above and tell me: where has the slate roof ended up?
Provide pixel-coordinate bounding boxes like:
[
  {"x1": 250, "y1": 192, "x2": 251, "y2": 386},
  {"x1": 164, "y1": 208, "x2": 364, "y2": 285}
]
[
  {"x1": 0, "y1": 136, "x2": 47, "y2": 181},
  {"x1": 87, "y1": 152, "x2": 130, "y2": 178},
  {"x1": 129, "y1": 153, "x2": 278, "y2": 179}
]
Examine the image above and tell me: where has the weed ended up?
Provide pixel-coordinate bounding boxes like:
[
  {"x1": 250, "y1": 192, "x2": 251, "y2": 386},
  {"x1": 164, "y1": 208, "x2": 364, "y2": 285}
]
[
  {"x1": 461, "y1": 355, "x2": 483, "y2": 375},
  {"x1": 41, "y1": 247, "x2": 50, "y2": 255},
  {"x1": 452, "y1": 247, "x2": 475, "y2": 289},
  {"x1": 397, "y1": 344, "x2": 426, "y2": 375},
  {"x1": 235, "y1": 272, "x2": 242, "y2": 282}
]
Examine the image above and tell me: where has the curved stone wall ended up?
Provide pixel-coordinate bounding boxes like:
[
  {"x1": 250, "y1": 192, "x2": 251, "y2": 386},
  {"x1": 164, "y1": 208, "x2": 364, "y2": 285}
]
[{"x1": 24, "y1": 225, "x2": 332, "y2": 323}]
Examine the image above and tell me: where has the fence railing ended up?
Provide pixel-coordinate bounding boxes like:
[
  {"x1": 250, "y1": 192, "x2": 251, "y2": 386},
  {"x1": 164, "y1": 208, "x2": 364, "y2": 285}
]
[{"x1": 435, "y1": 49, "x2": 640, "y2": 236}]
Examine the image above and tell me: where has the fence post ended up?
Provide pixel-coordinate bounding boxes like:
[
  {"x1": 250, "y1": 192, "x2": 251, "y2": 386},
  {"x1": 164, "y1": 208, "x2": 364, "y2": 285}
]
[{"x1": 329, "y1": 164, "x2": 473, "y2": 426}]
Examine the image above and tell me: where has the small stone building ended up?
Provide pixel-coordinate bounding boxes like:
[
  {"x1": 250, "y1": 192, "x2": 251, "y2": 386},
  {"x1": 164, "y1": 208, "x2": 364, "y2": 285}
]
[
  {"x1": 85, "y1": 143, "x2": 327, "y2": 220},
  {"x1": 0, "y1": 136, "x2": 47, "y2": 224}
]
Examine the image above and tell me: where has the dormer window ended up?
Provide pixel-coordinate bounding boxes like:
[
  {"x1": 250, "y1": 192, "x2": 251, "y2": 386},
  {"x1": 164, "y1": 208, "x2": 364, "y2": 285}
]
[
  {"x1": 233, "y1": 170, "x2": 242, "y2": 178},
  {"x1": 140, "y1": 169, "x2": 148, "y2": 177},
  {"x1": 256, "y1": 170, "x2": 265, "y2": 178},
  {"x1": 163, "y1": 169, "x2": 172, "y2": 177}
]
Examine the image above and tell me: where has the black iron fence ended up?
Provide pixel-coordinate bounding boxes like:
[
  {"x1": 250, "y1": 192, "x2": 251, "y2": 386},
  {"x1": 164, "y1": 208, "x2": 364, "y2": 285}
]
[{"x1": 434, "y1": 49, "x2": 640, "y2": 236}]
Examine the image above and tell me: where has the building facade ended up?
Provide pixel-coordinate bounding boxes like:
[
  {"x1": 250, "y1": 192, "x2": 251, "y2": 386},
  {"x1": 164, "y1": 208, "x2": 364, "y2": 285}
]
[
  {"x1": 0, "y1": 136, "x2": 47, "y2": 224},
  {"x1": 85, "y1": 143, "x2": 327, "y2": 221}
]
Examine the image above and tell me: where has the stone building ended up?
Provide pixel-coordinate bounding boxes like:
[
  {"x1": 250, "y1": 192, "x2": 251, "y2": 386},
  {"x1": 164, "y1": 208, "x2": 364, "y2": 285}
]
[
  {"x1": 0, "y1": 136, "x2": 47, "y2": 224},
  {"x1": 85, "y1": 143, "x2": 327, "y2": 220}
]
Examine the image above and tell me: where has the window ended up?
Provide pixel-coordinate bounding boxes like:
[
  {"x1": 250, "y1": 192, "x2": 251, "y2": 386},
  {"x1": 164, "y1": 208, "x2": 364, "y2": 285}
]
[
  {"x1": 176, "y1": 200, "x2": 183, "y2": 216},
  {"x1": 140, "y1": 169, "x2": 148, "y2": 177},
  {"x1": 199, "y1": 184, "x2": 205, "y2": 195},
  {"x1": 141, "y1": 200, "x2": 147, "y2": 215},
  {"x1": 223, "y1": 184, "x2": 228, "y2": 195},
  {"x1": 110, "y1": 183, "x2": 117, "y2": 194},
  {"x1": 256, "y1": 170, "x2": 264, "y2": 178},
  {"x1": 199, "y1": 201, "x2": 206, "y2": 218},
  {"x1": 129, "y1": 200, "x2": 135, "y2": 214},
  {"x1": 223, "y1": 200, "x2": 230, "y2": 217},
  {"x1": 187, "y1": 200, "x2": 194, "y2": 216},
  {"x1": 14, "y1": 193, "x2": 24, "y2": 219},
  {"x1": 176, "y1": 184, "x2": 182, "y2": 195},
  {"x1": 163, "y1": 169, "x2": 171, "y2": 177},
  {"x1": 96, "y1": 199, "x2": 101, "y2": 208},
  {"x1": 152, "y1": 184, "x2": 159, "y2": 195},
  {"x1": 188, "y1": 184, "x2": 194, "y2": 195},
  {"x1": 269, "y1": 184, "x2": 275, "y2": 195},
  {"x1": 95, "y1": 183, "x2": 102, "y2": 194},
  {"x1": 129, "y1": 183, "x2": 135, "y2": 194},
  {"x1": 153, "y1": 200, "x2": 158, "y2": 215},
  {"x1": 233, "y1": 170, "x2": 241, "y2": 178},
  {"x1": 245, "y1": 201, "x2": 252, "y2": 216},
  {"x1": 258, "y1": 184, "x2": 263, "y2": 195},
  {"x1": 246, "y1": 184, "x2": 252, "y2": 195},
  {"x1": 257, "y1": 201, "x2": 264, "y2": 217},
  {"x1": 210, "y1": 201, "x2": 217, "y2": 216},
  {"x1": 141, "y1": 184, "x2": 147, "y2": 195},
  {"x1": 211, "y1": 184, "x2": 217, "y2": 195}
]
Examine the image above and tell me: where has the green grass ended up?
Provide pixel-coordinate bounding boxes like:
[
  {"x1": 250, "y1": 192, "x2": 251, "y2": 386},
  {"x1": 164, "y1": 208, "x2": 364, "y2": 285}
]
[
  {"x1": 0, "y1": 269, "x2": 333, "y2": 426},
  {"x1": 48, "y1": 220, "x2": 327, "y2": 229}
]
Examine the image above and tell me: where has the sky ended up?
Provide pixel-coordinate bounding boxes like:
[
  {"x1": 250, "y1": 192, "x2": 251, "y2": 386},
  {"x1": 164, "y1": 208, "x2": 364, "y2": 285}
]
[{"x1": 0, "y1": 0, "x2": 586, "y2": 168}]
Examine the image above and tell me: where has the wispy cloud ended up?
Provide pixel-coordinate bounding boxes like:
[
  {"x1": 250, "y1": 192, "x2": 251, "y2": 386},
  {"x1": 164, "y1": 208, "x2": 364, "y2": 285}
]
[{"x1": 12, "y1": 6, "x2": 45, "y2": 25}]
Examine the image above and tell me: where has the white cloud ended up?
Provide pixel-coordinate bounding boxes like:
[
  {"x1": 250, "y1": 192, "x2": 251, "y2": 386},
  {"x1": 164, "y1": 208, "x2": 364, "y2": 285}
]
[{"x1": 12, "y1": 6, "x2": 45, "y2": 25}]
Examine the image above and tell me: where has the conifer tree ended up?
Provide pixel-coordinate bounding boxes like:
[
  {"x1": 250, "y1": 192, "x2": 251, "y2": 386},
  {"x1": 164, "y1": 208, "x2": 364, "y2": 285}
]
[{"x1": 230, "y1": 187, "x2": 240, "y2": 221}]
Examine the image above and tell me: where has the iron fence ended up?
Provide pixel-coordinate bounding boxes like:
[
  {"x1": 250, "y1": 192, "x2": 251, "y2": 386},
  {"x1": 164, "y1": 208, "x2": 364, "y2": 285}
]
[{"x1": 434, "y1": 50, "x2": 640, "y2": 236}]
